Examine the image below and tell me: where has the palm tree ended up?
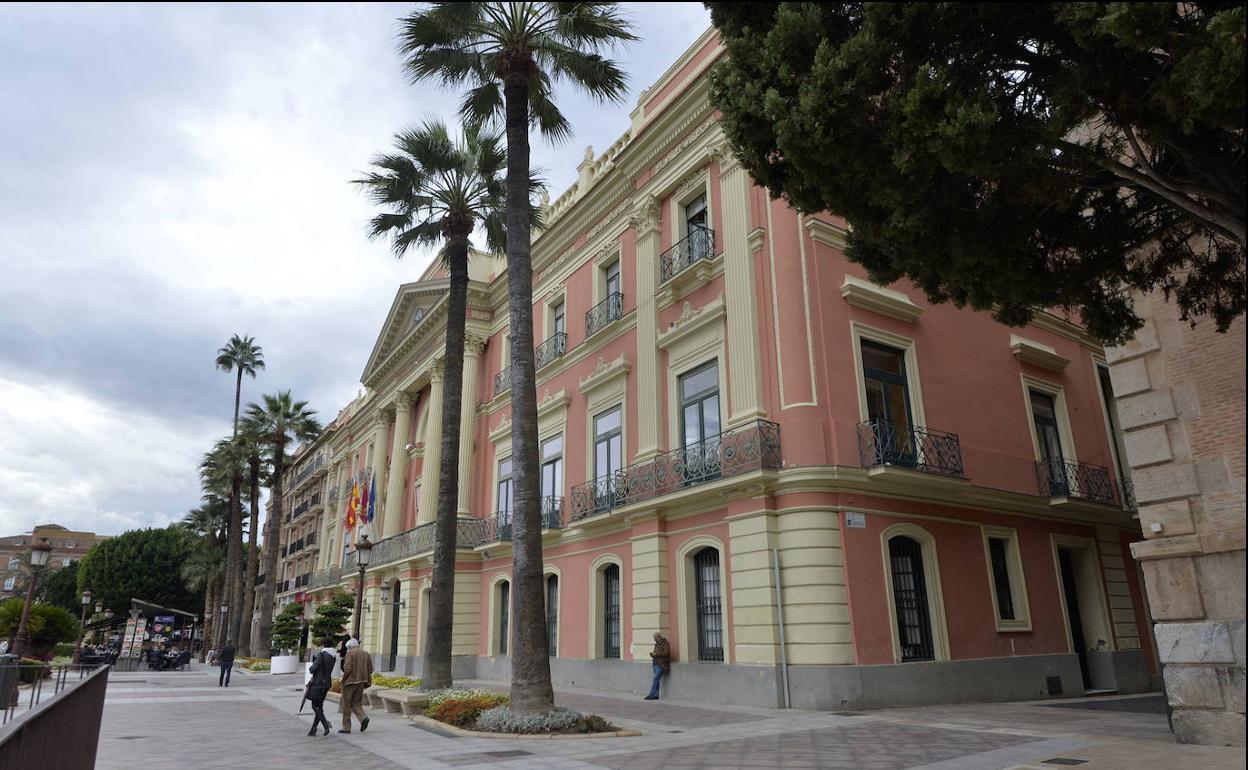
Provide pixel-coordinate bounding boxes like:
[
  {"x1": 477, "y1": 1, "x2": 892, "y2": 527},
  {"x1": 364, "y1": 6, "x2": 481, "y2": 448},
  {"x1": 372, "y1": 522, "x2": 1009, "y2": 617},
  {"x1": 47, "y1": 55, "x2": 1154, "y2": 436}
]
[
  {"x1": 247, "y1": 391, "x2": 321, "y2": 654},
  {"x1": 215, "y1": 334, "x2": 266, "y2": 439},
  {"x1": 355, "y1": 120, "x2": 513, "y2": 690},
  {"x1": 181, "y1": 498, "x2": 227, "y2": 661},
  {"x1": 398, "y1": 1, "x2": 635, "y2": 712},
  {"x1": 200, "y1": 438, "x2": 247, "y2": 647},
  {"x1": 236, "y1": 418, "x2": 267, "y2": 655}
]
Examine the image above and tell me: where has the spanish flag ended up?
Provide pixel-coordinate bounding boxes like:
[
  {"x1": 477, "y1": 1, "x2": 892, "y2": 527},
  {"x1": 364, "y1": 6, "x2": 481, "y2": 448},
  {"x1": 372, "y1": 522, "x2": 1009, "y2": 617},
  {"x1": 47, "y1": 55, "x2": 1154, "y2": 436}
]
[{"x1": 346, "y1": 478, "x2": 360, "y2": 530}]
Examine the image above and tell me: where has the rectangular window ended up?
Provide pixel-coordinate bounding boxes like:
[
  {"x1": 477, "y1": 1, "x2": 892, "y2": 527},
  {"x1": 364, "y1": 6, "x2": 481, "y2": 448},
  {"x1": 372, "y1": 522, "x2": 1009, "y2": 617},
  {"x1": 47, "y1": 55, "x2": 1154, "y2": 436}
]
[
  {"x1": 684, "y1": 193, "x2": 710, "y2": 260},
  {"x1": 546, "y1": 575, "x2": 558, "y2": 657},
  {"x1": 496, "y1": 458, "x2": 514, "y2": 515},
  {"x1": 988, "y1": 538, "x2": 1015, "y2": 620},
  {"x1": 540, "y1": 436, "x2": 563, "y2": 504},
  {"x1": 552, "y1": 301, "x2": 566, "y2": 337},
  {"x1": 861, "y1": 340, "x2": 916, "y2": 465},
  {"x1": 679, "y1": 362, "x2": 721, "y2": 483},
  {"x1": 593, "y1": 407, "x2": 623, "y2": 511},
  {"x1": 1030, "y1": 389, "x2": 1068, "y2": 495},
  {"x1": 982, "y1": 527, "x2": 1031, "y2": 630},
  {"x1": 605, "y1": 260, "x2": 621, "y2": 298},
  {"x1": 498, "y1": 581, "x2": 510, "y2": 656},
  {"x1": 3, "y1": 577, "x2": 14, "y2": 591}
]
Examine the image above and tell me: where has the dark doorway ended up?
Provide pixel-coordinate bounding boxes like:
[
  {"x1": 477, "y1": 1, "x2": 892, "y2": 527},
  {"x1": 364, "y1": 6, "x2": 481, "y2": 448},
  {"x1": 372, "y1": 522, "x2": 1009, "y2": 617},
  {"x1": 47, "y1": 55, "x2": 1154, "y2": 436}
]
[
  {"x1": 1058, "y1": 548, "x2": 1091, "y2": 689},
  {"x1": 388, "y1": 580, "x2": 400, "y2": 671}
]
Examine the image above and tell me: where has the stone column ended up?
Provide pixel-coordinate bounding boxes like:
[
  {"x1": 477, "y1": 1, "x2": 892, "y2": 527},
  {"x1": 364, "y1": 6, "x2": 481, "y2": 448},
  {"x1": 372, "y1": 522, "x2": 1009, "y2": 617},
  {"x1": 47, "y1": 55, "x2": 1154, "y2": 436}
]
[
  {"x1": 368, "y1": 412, "x2": 391, "y2": 539},
  {"x1": 715, "y1": 145, "x2": 766, "y2": 427},
  {"x1": 417, "y1": 361, "x2": 445, "y2": 524},
  {"x1": 456, "y1": 338, "x2": 485, "y2": 514},
  {"x1": 631, "y1": 196, "x2": 662, "y2": 460},
  {"x1": 384, "y1": 394, "x2": 415, "y2": 539},
  {"x1": 1107, "y1": 293, "x2": 1245, "y2": 746}
]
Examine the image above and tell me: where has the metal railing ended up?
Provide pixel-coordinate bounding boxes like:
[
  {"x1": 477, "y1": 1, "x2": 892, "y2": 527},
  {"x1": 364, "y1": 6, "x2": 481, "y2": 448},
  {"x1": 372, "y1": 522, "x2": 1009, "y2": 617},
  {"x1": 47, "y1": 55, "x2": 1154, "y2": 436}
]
[
  {"x1": 535, "y1": 332, "x2": 568, "y2": 369},
  {"x1": 293, "y1": 453, "x2": 327, "y2": 488},
  {"x1": 494, "y1": 367, "x2": 512, "y2": 397},
  {"x1": 856, "y1": 419, "x2": 965, "y2": 478},
  {"x1": 0, "y1": 663, "x2": 108, "y2": 768},
  {"x1": 481, "y1": 498, "x2": 564, "y2": 542},
  {"x1": 570, "y1": 419, "x2": 781, "y2": 521},
  {"x1": 659, "y1": 224, "x2": 715, "y2": 283},
  {"x1": 309, "y1": 518, "x2": 488, "y2": 589},
  {"x1": 585, "y1": 292, "x2": 624, "y2": 337},
  {"x1": 1035, "y1": 459, "x2": 1118, "y2": 506}
]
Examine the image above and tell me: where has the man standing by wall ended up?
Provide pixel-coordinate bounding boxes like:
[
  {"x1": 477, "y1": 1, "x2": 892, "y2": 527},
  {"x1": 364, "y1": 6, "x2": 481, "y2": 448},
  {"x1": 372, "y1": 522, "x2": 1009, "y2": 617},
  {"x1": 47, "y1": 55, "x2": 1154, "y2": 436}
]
[
  {"x1": 218, "y1": 640, "x2": 235, "y2": 687},
  {"x1": 644, "y1": 632, "x2": 671, "y2": 700},
  {"x1": 338, "y1": 638, "x2": 373, "y2": 733}
]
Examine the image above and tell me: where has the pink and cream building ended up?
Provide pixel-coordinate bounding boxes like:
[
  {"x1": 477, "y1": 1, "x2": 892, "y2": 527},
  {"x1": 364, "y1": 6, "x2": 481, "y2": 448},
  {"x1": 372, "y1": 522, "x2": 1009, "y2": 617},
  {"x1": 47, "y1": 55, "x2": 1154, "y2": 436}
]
[{"x1": 298, "y1": 29, "x2": 1158, "y2": 709}]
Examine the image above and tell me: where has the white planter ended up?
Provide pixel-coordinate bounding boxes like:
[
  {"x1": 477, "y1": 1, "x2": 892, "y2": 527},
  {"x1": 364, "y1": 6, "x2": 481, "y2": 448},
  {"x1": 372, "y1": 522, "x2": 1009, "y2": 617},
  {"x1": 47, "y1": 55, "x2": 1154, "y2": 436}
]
[{"x1": 270, "y1": 655, "x2": 300, "y2": 675}]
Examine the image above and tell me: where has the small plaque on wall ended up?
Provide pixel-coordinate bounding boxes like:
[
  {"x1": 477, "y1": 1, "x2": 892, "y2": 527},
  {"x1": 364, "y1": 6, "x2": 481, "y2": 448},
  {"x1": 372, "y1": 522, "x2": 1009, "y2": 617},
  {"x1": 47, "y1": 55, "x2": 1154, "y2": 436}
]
[{"x1": 844, "y1": 512, "x2": 866, "y2": 529}]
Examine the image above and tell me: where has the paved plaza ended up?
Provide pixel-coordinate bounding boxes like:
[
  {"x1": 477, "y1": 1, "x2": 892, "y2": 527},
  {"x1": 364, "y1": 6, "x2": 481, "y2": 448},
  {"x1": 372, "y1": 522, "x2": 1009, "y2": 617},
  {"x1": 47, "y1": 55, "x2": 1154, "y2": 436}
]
[{"x1": 94, "y1": 666, "x2": 1241, "y2": 770}]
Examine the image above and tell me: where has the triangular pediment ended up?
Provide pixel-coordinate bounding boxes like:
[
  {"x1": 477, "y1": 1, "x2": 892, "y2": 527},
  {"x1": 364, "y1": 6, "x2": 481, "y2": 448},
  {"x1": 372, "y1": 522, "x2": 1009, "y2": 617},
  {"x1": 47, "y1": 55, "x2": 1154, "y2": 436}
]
[{"x1": 359, "y1": 279, "x2": 451, "y2": 385}]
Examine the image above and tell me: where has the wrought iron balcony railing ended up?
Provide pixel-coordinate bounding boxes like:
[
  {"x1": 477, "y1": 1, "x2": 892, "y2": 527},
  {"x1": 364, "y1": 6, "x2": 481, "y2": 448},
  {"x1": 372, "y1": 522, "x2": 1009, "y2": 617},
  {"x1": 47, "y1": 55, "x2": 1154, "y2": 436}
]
[
  {"x1": 659, "y1": 225, "x2": 716, "y2": 284},
  {"x1": 494, "y1": 367, "x2": 512, "y2": 397},
  {"x1": 570, "y1": 419, "x2": 781, "y2": 521},
  {"x1": 480, "y1": 497, "x2": 564, "y2": 542},
  {"x1": 535, "y1": 332, "x2": 568, "y2": 369},
  {"x1": 585, "y1": 292, "x2": 624, "y2": 337},
  {"x1": 856, "y1": 419, "x2": 965, "y2": 478},
  {"x1": 1035, "y1": 459, "x2": 1118, "y2": 506}
]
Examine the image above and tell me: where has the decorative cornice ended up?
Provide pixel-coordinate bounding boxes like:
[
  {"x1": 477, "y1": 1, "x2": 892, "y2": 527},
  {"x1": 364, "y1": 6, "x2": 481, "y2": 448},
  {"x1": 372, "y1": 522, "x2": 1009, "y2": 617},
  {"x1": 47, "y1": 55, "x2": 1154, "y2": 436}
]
[
  {"x1": 840, "y1": 275, "x2": 924, "y2": 324},
  {"x1": 578, "y1": 354, "x2": 631, "y2": 397},
  {"x1": 1009, "y1": 334, "x2": 1071, "y2": 371},
  {"x1": 657, "y1": 294, "x2": 726, "y2": 350},
  {"x1": 1028, "y1": 312, "x2": 1103, "y2": 351},
  {"x1": 488, "y1": 416, "x2": 512, "y2": 444},
  {"x1": 536, "y1": 388, "x2": 571, "y2": 420},
  {"x1": 804, "y1": 217, "x2": 849, "y2": 250},
  {"x1": 747, "y1": 228, "x2": 766, "y2": 253}
]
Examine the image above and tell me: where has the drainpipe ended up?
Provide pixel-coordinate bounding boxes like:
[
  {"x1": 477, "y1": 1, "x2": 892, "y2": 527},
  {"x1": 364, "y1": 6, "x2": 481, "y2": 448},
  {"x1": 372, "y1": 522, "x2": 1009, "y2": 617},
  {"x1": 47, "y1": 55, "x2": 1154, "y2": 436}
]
[{"x1": 772, "y1": 548, "x2": 791, "y2": 709}]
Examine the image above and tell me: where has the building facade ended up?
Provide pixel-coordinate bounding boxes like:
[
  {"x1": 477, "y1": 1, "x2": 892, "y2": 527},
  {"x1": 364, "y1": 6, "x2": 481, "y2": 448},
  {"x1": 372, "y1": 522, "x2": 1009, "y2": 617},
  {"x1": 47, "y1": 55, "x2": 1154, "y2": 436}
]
[
  {"x1": 1, "y1": 524, "x2": 109, "y2": 600},
  {"x1": 1107, "y1": 291, "x2": 1245, "y2": 745},
  {"x1": 296, "y1": 30, "x2": 1158, "y2": 710}
]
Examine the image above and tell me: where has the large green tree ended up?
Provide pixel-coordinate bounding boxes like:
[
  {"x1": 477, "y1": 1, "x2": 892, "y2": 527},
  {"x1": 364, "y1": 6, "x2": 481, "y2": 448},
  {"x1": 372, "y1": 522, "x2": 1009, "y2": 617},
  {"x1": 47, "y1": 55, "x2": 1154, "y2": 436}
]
[
  {"x1": 35, "y1": 559, "x2": 81, "y2": 615},
  {"x1": 77, "y1": 526, "x2": 202, "y2": 617},
  {"x1": 356, "y1": 120, "x2": 516, "y2": 690},
  {"x1": 398, "y1": 0, "x2": 635, "y2": 713},
  {"x1": 707, "y1": 2, "x2": 1245, "y2": 343},
  {"x1": 247, "y1": 391, "x2": 320, "y2": 655}
]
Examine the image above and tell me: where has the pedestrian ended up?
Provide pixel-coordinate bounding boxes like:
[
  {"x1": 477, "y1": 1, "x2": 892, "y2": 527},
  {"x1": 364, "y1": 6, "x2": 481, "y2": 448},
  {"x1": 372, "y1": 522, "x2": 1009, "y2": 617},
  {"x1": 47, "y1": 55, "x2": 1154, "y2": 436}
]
[
  {"x1": 336, "y1": 636, "x2": 348, "y2": 672},
  {"x1": 644, "y1": 631, "x2": 670, "y2": 700},
  {"x1": 304, "y1": 638, "x2": 336, "y2": 737},
  {"x1": 337, "y1": 638, "x2": 373, "y2": 733},
  {"x1": 218, "y1": 640, "x2": 236, "y2": 687}
]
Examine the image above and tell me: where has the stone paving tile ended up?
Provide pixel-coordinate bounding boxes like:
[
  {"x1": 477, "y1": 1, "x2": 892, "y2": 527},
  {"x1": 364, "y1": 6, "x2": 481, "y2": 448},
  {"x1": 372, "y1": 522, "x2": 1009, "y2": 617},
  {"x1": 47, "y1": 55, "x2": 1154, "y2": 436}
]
[
  {"x1": 585, "y1": 721, "x2": 1037, "y2": 770},
  {"x1": 463, "y1": 682, "x2": 764, "y2": 729}
]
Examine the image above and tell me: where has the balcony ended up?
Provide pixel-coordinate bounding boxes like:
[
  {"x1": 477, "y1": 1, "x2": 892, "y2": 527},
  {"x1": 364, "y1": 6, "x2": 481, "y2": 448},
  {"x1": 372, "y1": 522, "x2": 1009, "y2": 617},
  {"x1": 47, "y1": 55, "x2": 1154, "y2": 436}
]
[
  {"x1": 1035, "y1": 459, "x2": 1123, "y2": 507},
  {"x1": 292, "y1": 452, "x2": 327, "y2": 489},
  {"x1": 280, "y1": 545, "x2": 288, "y2": 558},
  {"x1": 535, "y1": 332, "x2": 568, "y2": 369},
  {"x1": 570, "y1": 419, "x2": 781, "y2": 521},
  {"x1": 309, "y1": 518, "x2": 488, "y2": 590},
  {"x1": 857, "y1": 419, "x2": 965, "y2": 479},
  {"x1": 305, "y1": 532, "x2": 318, "y2": 548},
  {"x1": 481, "y1": 498, "x2": 564, "y2": 542},
  {"x1": 659, "y1": 225, "x2": 715, "y2": 284},
  {"x1": 494, "y1": 367, "x2": 512, "y2": 397},
  {"x1": 585, "y1": 292, "x2": 624, "y2": 337}
]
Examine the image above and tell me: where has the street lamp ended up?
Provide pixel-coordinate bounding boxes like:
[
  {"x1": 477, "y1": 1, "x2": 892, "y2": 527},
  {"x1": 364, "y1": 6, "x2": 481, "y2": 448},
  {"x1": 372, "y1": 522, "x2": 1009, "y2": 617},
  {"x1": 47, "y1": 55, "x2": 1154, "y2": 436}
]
[
  {"x1": 352, "y1": 534, "x2": 372, "y2": 639},
  {"x1": 11, "y1": 538, "x2": 52, "y2": 658},
  {"x1": 73, "y1": 589, "x2": 93, "y2": 665}
]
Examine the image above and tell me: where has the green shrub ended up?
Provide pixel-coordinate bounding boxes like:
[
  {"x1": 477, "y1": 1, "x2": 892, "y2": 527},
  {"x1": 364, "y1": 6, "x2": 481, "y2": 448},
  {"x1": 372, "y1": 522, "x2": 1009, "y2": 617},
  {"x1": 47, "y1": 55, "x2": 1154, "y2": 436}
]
[
  {"x1": 52, "y1": 642, "x2": 76, "y2": 658},
  {"x1": 423, "y1": 689, "x2": 509, "y2": 728},
  {"x1": 17, "y1": 658, "x2": 51, "y2": 685},
  {"x1": 575, "y1": 714, "x2": 617, "y2": 733},
  {"x1": 271, "y1": 602, "x2": 304, "y2": 653},
  {"x1": 475, "y1": 705, "x2": 581, "y2": 734},
  {"x1": 246, "y1": 660, "x2": 270, "y2": 672}
]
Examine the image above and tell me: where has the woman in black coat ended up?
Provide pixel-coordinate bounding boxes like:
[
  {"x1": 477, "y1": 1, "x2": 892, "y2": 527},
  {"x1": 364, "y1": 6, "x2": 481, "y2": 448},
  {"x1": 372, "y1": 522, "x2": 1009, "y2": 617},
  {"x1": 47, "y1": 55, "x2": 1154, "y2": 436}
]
[{"x1": 305, "y1": 639, "x2": 336, "y2": 736}]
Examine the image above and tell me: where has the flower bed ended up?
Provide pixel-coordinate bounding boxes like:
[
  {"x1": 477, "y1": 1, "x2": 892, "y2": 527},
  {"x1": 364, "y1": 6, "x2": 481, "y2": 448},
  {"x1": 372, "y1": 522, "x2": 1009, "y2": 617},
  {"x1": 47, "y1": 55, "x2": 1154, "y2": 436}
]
[
  {"x1": 245, "y1": 660, "x2": 270, "y2": 672},
  {"x1": 423, "y1": 689, "x2": 510, "y2": 728},
  {"x1": 420, "y1": 690, "x2": 619, "y2": 735},
  {"x1": 371, "y1": 673, "x2": 421, "y2": 690}
]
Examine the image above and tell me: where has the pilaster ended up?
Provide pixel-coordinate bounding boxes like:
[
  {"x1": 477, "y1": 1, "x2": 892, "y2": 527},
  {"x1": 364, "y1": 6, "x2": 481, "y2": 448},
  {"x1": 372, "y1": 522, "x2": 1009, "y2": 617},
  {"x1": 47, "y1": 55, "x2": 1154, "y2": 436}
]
[
  {"x1": 457, "y1": 338, "x2": 485, "y2": 514},
  {"x1": 418, "y1": 361, "x2": 445, "y2": 524},
  {"x1": 384, "y1": 394, "x2": 415, "y2": 539},
  {"x1": 714, "y1": 145, "x2": 765, "y2": 426},
  {"x1": 631, "y1": 196, "x2": 662, "y2": 460}
]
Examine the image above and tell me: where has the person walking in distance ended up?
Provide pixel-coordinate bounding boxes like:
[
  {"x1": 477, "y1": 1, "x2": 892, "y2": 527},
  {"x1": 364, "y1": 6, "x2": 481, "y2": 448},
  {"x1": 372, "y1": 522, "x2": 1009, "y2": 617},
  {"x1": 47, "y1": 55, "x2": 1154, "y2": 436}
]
[
  {"x1": 338, "y1": 638, "x2": 373, "y2": 733},
  {"x1": 218, "y1": 640, "x2": 236, "y2": 687},
  {"x1": 304, "y1": 638, "x2": 336, "y2": 737},
  {"x1": 644, "y1": 632, "x2": 671, "y2": 700}
]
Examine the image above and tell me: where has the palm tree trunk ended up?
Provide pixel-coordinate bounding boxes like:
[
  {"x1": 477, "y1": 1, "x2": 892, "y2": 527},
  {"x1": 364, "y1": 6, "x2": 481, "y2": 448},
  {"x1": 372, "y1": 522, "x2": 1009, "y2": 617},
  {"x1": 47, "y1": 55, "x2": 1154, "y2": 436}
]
[
  {"x1": 503, "y1": 72, "x2": 554, "y2": 713},
  {"x1": 256, "y1": 446, "x2": 285, "y2": 654},
  {"x1": 238, "y1": 459, "x2": 261, "y2": 656},
  {"x1": 422, "y1": 236, "x2": 470, "y2": 690},
  {"x1": 227, "y1": 469, "x2": 245, "y2": 647},
  {"x1": 233, "y1": 367, "x2": 243, "y2": 438},
  {"x1": 201, "y1": 577, "x2": 217, "y2": 662}
]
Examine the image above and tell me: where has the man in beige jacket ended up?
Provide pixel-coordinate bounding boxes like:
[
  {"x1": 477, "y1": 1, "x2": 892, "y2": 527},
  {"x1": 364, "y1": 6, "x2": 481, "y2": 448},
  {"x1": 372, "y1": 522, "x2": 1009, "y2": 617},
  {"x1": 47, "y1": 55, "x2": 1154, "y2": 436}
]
[{"x1": 338, "y1": 638, "x2": 374, "y2": 733}]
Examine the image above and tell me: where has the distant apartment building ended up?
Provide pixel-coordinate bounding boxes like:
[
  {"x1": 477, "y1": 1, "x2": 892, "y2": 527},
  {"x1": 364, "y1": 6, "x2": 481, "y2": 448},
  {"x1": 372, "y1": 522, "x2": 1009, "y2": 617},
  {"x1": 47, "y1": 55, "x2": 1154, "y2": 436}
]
[
  {"x1": 283, "y1": 29, "x2": 1157, "y2": 710},
  {"x1": 1, "y1": 523, "x2": 110, "y2": 599}
]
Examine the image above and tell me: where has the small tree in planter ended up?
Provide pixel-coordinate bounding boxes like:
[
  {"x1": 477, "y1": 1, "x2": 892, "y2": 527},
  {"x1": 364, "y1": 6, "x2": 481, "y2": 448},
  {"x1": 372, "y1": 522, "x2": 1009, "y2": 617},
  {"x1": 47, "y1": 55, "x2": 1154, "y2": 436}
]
[
  {"x1": 309, "y1": 593, "x2": 353, "y2": 646},
  {"x1": 269, "y1": 602, "x2": 303, "y2": 674}
]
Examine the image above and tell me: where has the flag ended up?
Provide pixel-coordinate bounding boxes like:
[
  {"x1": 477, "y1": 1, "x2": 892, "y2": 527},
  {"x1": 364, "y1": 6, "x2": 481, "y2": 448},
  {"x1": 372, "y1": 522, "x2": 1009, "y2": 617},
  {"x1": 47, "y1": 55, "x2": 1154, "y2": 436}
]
[
  {"x1": 367, "y1": 473, "x2": 377, "y2": 524},
  {"x1": 359, "y1": 473, "x2": 370, "y2": 525},
  {"x1": 346, "y1": 478, "x2": 360, "y2": 530}
]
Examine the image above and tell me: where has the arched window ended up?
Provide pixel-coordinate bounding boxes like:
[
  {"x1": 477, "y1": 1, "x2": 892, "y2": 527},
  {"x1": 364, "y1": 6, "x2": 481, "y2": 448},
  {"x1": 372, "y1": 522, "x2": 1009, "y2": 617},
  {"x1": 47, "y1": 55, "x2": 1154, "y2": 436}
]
[
  {"x1": 545, "y1": 574, "x2": 559, "y2": 657},
  {"x1": 497, "y1": 580, "x2": 510, "y2": 656},
  {"x1": 889, "y1": 535, "x2": 935, "y2": 662},
  {"x1": 7, "y1": 556, "x2": 20, "y2": 570},
  {"x1": 693, "y1": 548, "x2": 724, "y2": 662},
  {"x1": 603, "y1": 564, "x2": 620, "y2": 659}
]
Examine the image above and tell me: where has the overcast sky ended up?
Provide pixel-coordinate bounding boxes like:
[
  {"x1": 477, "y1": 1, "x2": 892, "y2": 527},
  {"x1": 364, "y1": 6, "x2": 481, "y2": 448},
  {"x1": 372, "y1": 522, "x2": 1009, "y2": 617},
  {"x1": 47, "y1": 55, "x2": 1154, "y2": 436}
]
[{"x1": 0, "y1": 2, "x2": 711, "y2": 538}]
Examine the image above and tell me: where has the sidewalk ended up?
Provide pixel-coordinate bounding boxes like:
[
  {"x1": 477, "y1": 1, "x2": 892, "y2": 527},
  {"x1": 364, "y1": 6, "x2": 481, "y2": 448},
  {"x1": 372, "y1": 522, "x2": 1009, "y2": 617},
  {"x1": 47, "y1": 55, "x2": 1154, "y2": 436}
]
[{"x1": 95, "y1": 667, "x2": 1243, "y2": 769}]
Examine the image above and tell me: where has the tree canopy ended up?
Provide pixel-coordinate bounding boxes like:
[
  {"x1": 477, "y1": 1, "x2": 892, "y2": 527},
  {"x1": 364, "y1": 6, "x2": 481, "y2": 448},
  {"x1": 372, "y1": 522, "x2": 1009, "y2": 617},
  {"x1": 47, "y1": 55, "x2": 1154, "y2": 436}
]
[
  {"x1": 309, "y1": 593, "x2": 354, "y2": 645},
  {"x1": 35, "y1": 560, "x2": 81, "y2": 615},
  {"x1": 76, "y1": 526, "x2": 202, "y2": 616},
  {"x1": 707, "y1": 2, "x2": 1245, "y2": 342}
]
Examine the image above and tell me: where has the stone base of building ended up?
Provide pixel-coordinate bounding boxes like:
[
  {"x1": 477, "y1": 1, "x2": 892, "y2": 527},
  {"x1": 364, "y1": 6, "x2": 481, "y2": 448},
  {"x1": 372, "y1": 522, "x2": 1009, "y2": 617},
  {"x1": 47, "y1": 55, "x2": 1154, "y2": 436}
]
[
  {"x1": 1155, "y1": 619, "x2": 1246, "y2": 747},
  {"x1": 434, "y1": 652, "x2": 1155, "y2": 711}
]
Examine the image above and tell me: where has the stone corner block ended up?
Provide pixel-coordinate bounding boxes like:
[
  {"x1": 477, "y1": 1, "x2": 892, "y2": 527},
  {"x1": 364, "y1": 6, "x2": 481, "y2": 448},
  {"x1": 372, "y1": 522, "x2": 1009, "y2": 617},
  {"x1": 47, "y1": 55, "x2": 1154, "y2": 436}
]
[
  {"x1": 1117, "y1": 390, "x2": 1177, "y2": 431},
  {"x1": 1171, "y1": 708, "x2": 1247, "y2": 747},
  {"x1": 1156, "y1": 621, "x2": 1236, "y2": 665},
  {"x1": 1106, "y1": 321, "x2": 1160, "y2": 365}
]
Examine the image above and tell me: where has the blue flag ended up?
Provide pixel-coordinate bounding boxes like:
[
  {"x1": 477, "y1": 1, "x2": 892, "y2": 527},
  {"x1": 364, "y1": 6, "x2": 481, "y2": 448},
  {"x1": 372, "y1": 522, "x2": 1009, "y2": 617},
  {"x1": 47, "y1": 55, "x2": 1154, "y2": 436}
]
[{"x1": 367, "y1": 473, "x2": 377, "y2": 523}]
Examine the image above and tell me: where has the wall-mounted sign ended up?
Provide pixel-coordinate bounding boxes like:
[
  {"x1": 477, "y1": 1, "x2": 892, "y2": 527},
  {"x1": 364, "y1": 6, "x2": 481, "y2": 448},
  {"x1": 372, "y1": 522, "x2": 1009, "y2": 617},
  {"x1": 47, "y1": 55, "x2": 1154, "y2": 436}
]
[{"x1": 845, "y1": 512, "x2": 867, "y2": 529}]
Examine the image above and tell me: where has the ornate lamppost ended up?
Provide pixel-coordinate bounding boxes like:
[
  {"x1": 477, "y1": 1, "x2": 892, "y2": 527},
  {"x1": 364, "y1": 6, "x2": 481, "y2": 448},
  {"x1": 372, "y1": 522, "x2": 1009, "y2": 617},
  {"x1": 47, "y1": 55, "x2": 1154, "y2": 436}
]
[
  {"x1": 351, "y1": 534, "x2": 372, "y2": 640},
  {"x1": 11, "y1": 538, "x2": 52, "y2": 658},
  {"x1": 72, "y1": 589, "x2": 93, "y2": 665}
]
